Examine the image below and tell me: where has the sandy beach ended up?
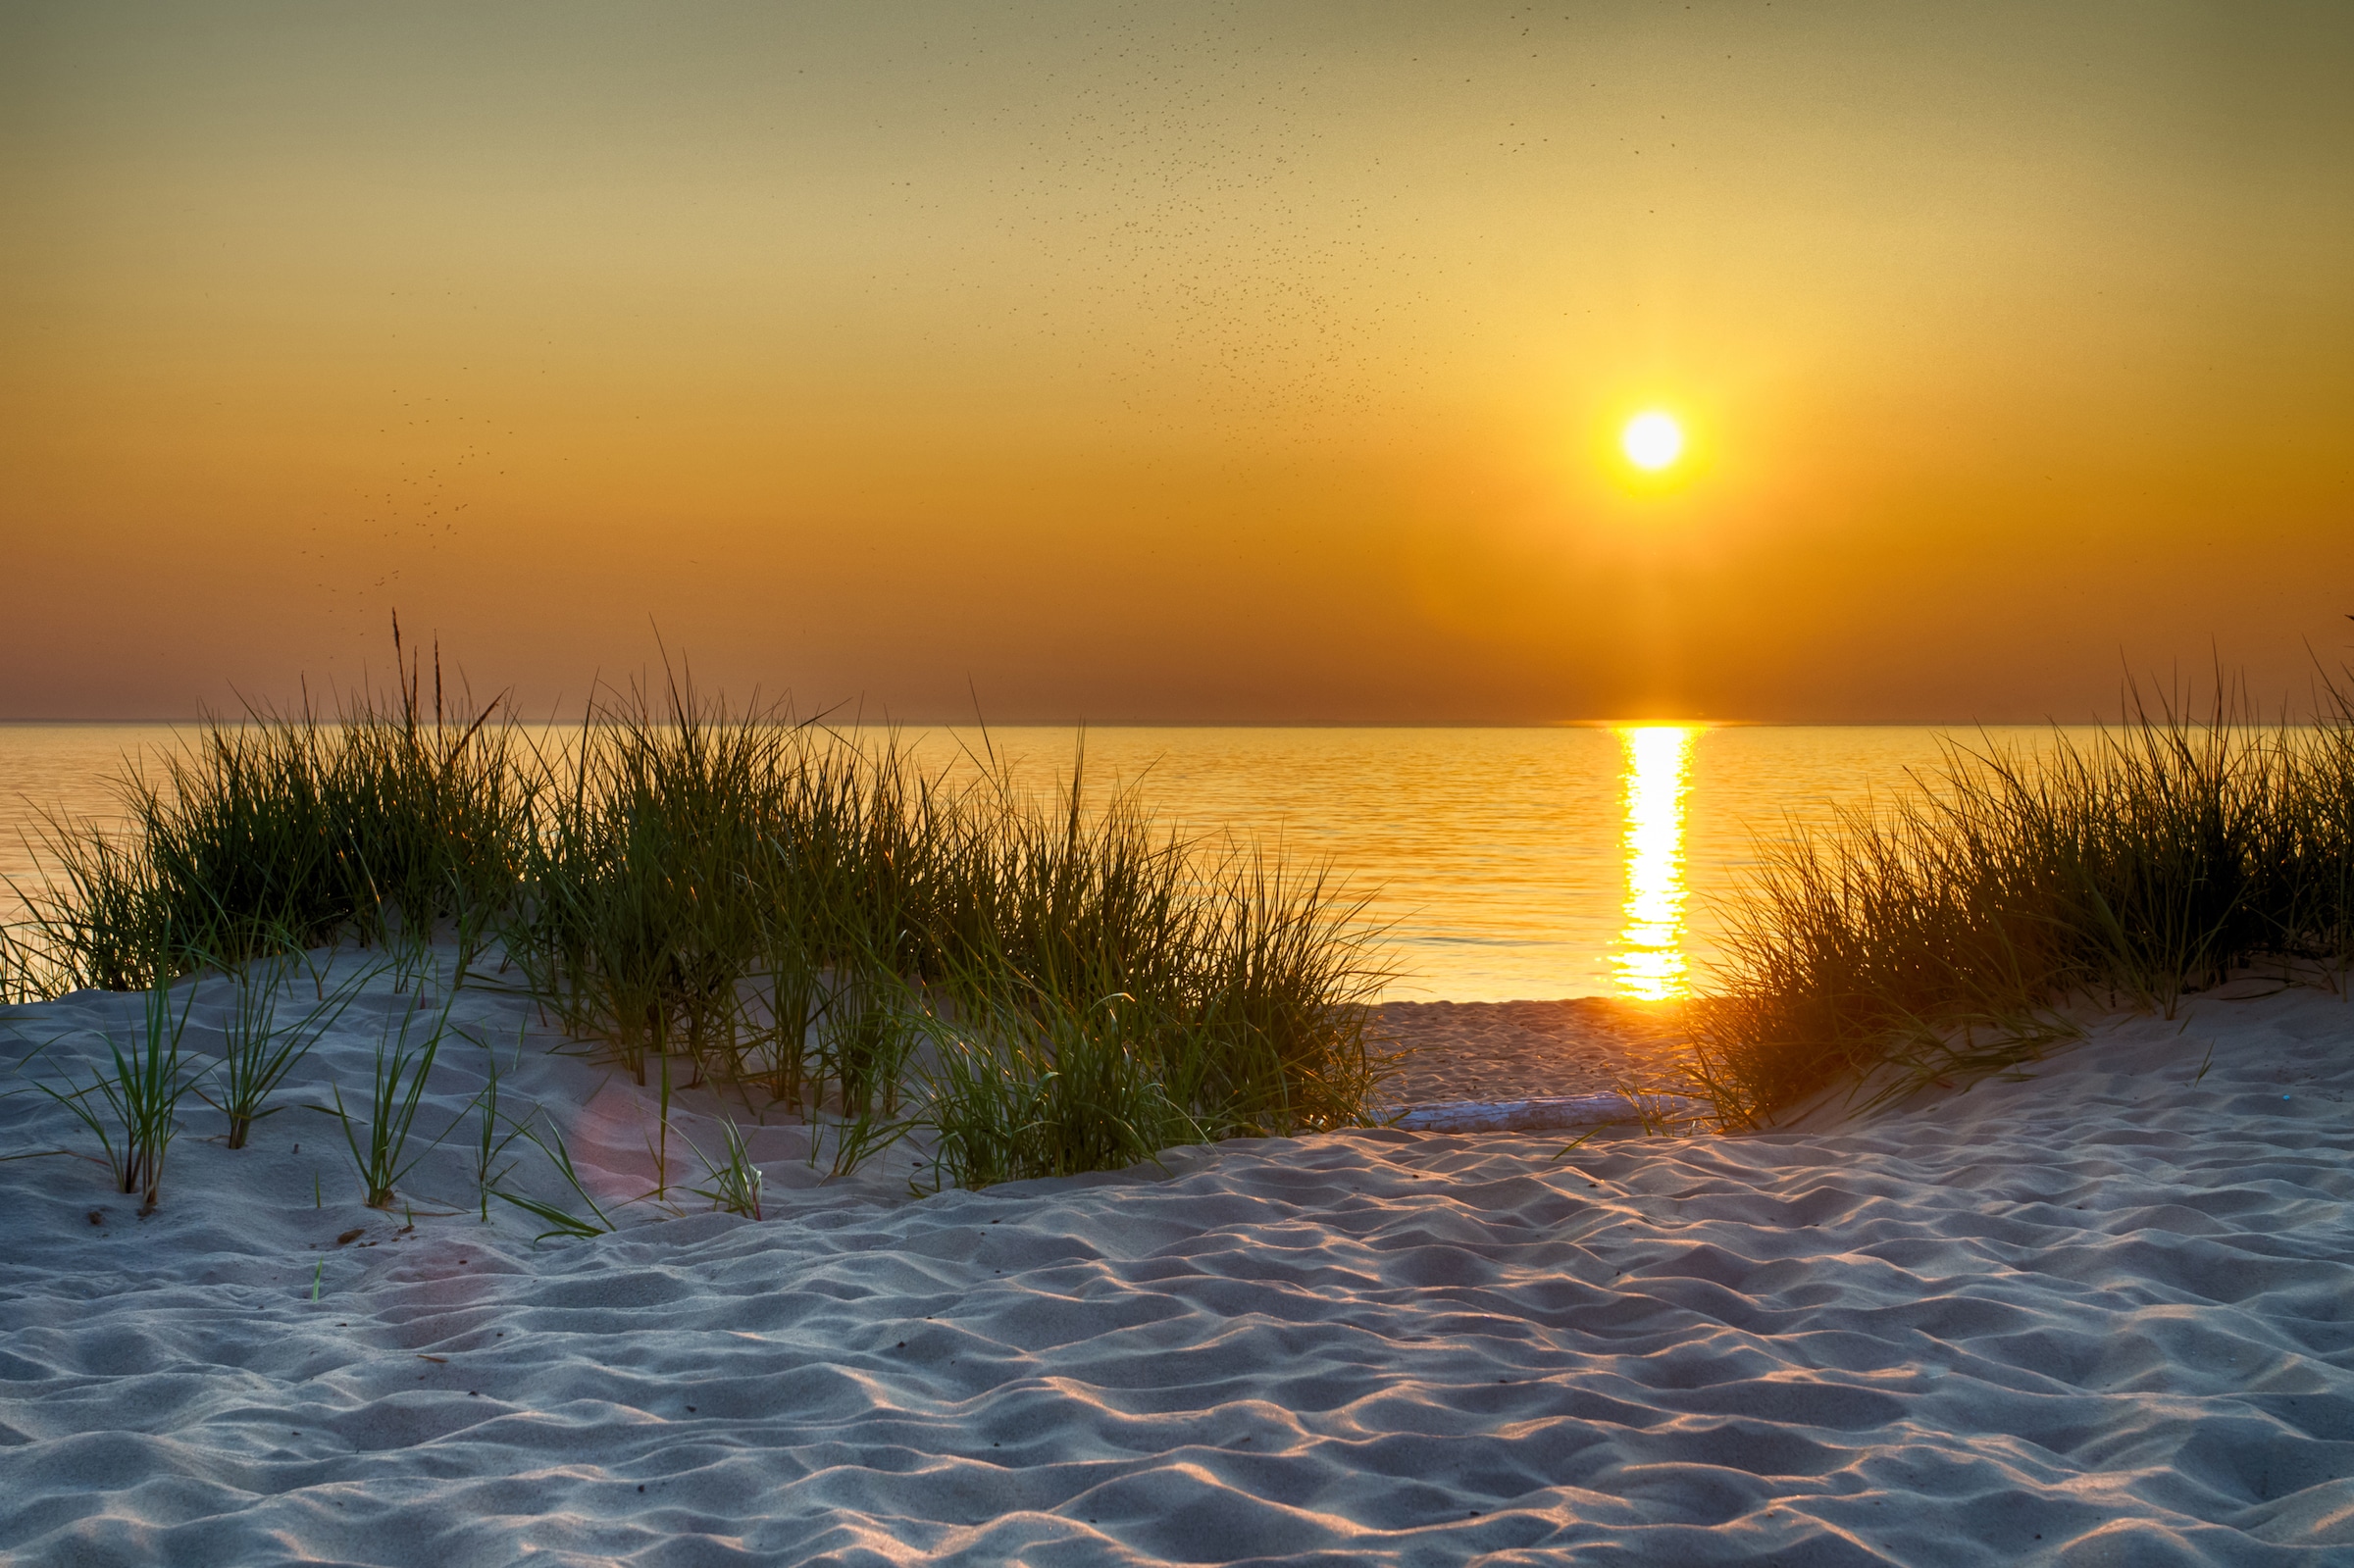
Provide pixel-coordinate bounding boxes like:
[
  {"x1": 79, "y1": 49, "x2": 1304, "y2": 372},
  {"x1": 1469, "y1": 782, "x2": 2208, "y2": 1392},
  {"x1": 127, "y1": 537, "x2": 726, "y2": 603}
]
[
  {"x1": 5, "y1": 955, "x2": 2352, "y2": 1564},
  {"x1": 1375, "y1": 997, "x2": 1689, "y2": 1104}
]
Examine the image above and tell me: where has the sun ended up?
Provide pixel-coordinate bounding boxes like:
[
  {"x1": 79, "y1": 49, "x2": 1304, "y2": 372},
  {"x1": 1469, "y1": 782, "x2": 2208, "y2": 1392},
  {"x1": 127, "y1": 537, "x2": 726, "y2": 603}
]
[{"x1": 1620, "y1": 411, "x2": 1684, "y2": 472}]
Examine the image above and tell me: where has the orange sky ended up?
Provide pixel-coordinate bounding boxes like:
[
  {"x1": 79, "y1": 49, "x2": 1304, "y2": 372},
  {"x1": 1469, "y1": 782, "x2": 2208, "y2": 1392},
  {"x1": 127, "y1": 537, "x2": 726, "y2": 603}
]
[{"x1": 4, "y1": 1, "x2": 2350, "y2": 722}]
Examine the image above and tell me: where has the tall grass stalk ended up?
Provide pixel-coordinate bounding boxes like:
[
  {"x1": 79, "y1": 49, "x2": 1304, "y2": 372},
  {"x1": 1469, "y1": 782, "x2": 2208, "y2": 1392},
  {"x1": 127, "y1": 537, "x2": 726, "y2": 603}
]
[
  {"x1": 317, "y1": 994, "x2": 457, "y2": 1208},
  {"x1": 199, "y1": 941, "x2": 377, "y2": 1148},
  {"x1": 495, "y1": 1120, "x2": 614, "y2": 1239},
  {"x1": 753, "y1": 905, "x2": 827, "y2": 1113},
  {"x1": 0, "y1": 921, "x2": 53, "y2": 1005},
  {"x1": 686, "y1": 1118, "x2": 763, "y2": 1219},
  {"x1": 640, "y1": 1047, "x2": 682, "y2": 1207},
  {"x1": 467, "y1": 1028, "x2": 531, "y2": 1221}
]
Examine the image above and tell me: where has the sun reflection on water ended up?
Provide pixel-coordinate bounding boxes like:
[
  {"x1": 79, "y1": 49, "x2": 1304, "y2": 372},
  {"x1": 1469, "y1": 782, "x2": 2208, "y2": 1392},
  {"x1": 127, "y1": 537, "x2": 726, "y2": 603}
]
[{"x1": 1613, "y1": 726, "x2": 1695, "y2": 1000}]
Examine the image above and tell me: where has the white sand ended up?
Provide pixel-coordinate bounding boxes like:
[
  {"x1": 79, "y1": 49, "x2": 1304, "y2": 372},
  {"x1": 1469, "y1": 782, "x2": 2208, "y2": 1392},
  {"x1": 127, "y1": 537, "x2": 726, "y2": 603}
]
[{"x1": 5, "y1": 952, "x2": 2353, "y2": 1564}]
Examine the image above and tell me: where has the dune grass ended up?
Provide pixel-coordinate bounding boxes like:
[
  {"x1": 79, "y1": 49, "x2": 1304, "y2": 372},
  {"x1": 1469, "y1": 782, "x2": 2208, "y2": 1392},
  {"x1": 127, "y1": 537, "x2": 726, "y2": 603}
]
[
  {"x1": 686, "y1": 1118, "x2": 764, "y2": 1219},
  {"x1": 493, "y1": 674, "x2": 1386, "y2": 1159},
  {"x1": 19, "y1": 632, "x2": 530, "y2": 992},
  {"x1": 494, "y1": 1120, "x2": 617, "y2": 1239},
  {"x1": 14, "y1": 657, "x2": 1389, "y2": 1189},
  {"x1": 198, "y1": 939, "x2": 379, "y2": 1148},
  {"x1": 0, "y1": 925, "x2": 39, "y2": 1007},
  {"x1": 316, "y1": 994, "x2": 459, "y2": 1209},
  {"x1": 464, "y1": 1031, "x2": 531, "y2": 1222},
  {"x1": 1687, "y1": 683, "x2": 2354, "y2": 1128},
  {"x1": 33, "y1": 968, "x2": 204, "y2": 1210}
]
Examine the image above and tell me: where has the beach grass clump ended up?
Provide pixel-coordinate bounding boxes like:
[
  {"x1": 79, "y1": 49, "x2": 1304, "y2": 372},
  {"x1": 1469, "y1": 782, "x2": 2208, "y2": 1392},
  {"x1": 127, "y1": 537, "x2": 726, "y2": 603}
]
[
  {"x1": 18, "y1": 651, "x2": 1389, "y2": 1190},
  {"x1": 914, "y1": 966, "x2": 1203, "y2": 1189},
  {"x1": 22, "y1": 632, "x2": 532, "y2": 990},
  {"x1": 500, "y1": 678, "x2": 869, "y2": 1087},
  {"x1": 907, "y1": 844, "x2": 1384, "y2": 1189},
  {"x1": 1691, "y1": 683, "x2": 2354, "y2": 1128},
  {"x1": 498, "y1": 676, "x2": 1388, "y2": 1166}
]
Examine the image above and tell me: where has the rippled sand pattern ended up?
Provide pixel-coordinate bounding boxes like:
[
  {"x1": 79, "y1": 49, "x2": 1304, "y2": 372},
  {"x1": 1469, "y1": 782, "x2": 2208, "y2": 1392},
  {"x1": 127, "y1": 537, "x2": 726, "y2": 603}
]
[{"x1": 4, "y1": 968, "x2": 2351, "y2": 1564}]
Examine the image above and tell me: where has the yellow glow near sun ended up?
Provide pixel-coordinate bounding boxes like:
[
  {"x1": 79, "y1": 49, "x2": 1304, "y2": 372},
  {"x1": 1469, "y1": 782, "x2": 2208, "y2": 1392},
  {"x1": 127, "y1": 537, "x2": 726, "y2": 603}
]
[
  {"x1": 1621, "y1": 411, "x2": 1685, "y2": 472},
  {"x1": 1612, "y1": 726, "x2": 1695, "y2": 1001}
]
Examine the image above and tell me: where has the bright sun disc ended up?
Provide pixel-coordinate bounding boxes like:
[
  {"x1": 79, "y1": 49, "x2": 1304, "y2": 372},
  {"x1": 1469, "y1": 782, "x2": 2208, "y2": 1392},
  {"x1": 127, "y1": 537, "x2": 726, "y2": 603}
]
[{"x1": 1621, "y1": 412, "x2": 1684, "y2": 472}]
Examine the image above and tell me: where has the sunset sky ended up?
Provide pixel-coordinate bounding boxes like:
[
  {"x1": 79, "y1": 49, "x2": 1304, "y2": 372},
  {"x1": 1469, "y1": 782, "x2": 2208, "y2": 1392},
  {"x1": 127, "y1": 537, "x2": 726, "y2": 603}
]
[{"x1": 4, "y1": 1, "x2": 2349, "y2": 723}]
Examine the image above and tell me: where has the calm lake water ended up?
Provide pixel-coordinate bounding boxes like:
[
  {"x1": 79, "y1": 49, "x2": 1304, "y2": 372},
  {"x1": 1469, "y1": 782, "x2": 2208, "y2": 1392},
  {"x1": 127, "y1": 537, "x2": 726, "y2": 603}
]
[{"x1": 0, "y1": 724, "x2": 2060, "y2": 1002}]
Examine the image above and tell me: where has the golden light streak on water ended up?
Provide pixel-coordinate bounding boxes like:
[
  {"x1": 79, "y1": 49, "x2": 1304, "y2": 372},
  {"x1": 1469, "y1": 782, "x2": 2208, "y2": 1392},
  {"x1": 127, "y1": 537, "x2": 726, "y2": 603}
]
[{"x1": 1612, "y1": 726, "x2": 1696, "y2": 1000}]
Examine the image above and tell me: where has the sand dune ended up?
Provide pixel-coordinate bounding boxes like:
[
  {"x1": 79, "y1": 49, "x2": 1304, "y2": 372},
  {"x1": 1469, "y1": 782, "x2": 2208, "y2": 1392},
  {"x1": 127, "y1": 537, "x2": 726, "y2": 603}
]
[{"x1": 4, "y1": 955, "x2": 2352, "y2": 1564}]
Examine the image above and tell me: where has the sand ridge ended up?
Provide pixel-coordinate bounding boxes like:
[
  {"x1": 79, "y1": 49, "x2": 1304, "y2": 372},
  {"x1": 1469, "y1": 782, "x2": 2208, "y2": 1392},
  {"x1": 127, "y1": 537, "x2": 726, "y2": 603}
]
[{"x1": 4, "y1": 956, "x2": 2353, "y2": 1563}]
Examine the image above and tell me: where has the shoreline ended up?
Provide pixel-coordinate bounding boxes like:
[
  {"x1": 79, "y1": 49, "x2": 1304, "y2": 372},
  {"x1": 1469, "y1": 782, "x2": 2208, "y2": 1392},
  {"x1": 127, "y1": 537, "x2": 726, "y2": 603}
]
[{"x1": 1376, "y1": 995, "x2": 1690, "y2": 1105}]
